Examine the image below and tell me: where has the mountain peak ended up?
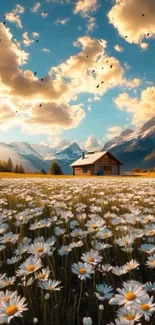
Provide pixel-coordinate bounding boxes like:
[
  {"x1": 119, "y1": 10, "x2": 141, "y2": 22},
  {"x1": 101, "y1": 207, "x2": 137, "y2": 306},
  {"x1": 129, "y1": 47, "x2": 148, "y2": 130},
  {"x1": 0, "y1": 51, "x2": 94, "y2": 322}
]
[
  {"x1": 139, "y1": 116, "x2": 155, "y2": 133},
  {"x1": 120, "y1": 129, "x2": 134, "y2": 137}
]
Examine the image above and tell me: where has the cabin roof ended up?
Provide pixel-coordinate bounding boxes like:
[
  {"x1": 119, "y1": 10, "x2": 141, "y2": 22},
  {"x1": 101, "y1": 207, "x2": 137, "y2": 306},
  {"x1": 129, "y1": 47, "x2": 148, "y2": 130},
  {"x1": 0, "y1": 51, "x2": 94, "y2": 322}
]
[{"x1": 70, "y1": 151, "x2": 123, "y2": 167}]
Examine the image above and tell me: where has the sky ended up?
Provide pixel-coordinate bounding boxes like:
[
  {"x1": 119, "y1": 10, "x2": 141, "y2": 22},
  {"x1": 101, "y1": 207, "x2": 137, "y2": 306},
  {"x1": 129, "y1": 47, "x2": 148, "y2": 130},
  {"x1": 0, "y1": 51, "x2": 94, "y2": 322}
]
[{"x1": 0, "y1": 0, "x2": 155, "y2": 150}]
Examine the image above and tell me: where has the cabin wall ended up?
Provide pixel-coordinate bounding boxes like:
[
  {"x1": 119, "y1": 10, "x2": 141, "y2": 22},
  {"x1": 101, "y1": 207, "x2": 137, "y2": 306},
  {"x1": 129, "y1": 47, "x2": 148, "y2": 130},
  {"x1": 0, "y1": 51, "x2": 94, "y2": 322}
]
[{"x1": 73, "y1": 165, "x2": 93, "y2": 175}]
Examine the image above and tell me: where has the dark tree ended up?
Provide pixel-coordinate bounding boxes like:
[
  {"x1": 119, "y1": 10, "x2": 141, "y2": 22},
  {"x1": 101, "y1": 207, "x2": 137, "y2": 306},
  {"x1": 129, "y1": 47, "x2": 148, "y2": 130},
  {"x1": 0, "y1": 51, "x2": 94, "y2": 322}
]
[
  {"x1": 7, "y1": 158, "x2": 14, "y2": 173},
  {"x1": 40, "y1": 168, "x2": 46, "y2": 175},
  {"x1": 49, "y1": 161, "x2": 63, "y2": 175},
  {"x1": 14, "y1": 164, "x2": 20, "y2": 173},
  {"x1": 19, "y1": 165, "x2": 25, "y2": 174}
]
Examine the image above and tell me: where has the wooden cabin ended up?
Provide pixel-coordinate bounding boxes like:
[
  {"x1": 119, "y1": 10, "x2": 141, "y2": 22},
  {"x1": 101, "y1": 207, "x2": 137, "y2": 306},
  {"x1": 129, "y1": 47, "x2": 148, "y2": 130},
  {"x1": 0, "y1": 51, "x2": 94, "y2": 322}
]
[{"x1": 70, "y1": 151, "x2": 122, "y2": 176}]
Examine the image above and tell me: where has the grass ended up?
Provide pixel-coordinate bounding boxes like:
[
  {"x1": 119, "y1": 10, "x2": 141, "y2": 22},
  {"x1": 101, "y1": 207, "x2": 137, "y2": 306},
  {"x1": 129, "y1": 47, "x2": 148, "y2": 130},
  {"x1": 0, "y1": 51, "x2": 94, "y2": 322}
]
[{"x1": 0, "y1": 172, "x2": 155, "y2": 178}]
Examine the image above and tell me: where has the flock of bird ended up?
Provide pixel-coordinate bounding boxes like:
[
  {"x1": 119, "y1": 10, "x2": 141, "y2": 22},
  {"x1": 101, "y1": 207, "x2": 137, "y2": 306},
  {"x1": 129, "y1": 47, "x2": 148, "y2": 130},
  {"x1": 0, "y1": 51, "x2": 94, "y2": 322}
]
[{"x1": 0, "y1": 12, "x2": 151, "y2": 112}]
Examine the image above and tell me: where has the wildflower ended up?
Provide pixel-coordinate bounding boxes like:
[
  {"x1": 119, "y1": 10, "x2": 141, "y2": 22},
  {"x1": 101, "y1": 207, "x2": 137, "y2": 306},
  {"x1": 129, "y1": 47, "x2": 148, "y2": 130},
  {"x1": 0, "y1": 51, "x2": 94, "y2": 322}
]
[
  {"x1": 138, "y1": 295, "x2": 155, "y2": 321},
  {"x1": 16, "y1": 256, "x2": 43, "y2": 277},
  {"x1": 58, "y1": 245, "x2": 72, "y2": 256},
  {"x1": 35, "y1": 267, "x2": 51, "y2": 281},
  {"x1": 0, "y1": 295, "x2": 28, "y2": 324},
  {"x1": 146, "y1": 254, "x2": 155, "y2": 268},
  {"x1": 117, "y1": 306, "x2": 141, "y2": 322},
  {"x1": 109, "y1": 280, "x2": 147, "y2": 307},
  {"x1": 0, "y1": 276, "x2": 16, "y2": 289},
  {"x1": 83, "y1": 317, "x2": 92, "y2": 325},
  {"x1": 38, "y1": 279, "x2": 62, "y2": 291},
  {"x1": 71, "y1": 262, "x2": 94, "y2": 280},
  {"x1": 81, "y1": 249, "x2": 102, "y2": 265},
  {"x1": 28, "y1": 242, "x2": 52, "y2": 256},
  {"x1": 0, "y1": 232, "x2": 19, "y2": 244},
  {"x1": 124, "y1": 260, "x2": 139, "y2": 272},
  {"x1": 95, "y1": 284, "x2": 113, "y2": 301}
]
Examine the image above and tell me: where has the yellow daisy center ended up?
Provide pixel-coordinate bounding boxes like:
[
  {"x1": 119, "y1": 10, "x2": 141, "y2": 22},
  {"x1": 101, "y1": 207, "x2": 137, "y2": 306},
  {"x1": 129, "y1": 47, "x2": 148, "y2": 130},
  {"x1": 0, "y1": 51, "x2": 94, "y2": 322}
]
[
  {"x1": 122, "y1": 241, "x2": 129, "y2": 245},
  {"x1": 36, "y1": 247, "x2": 44, "y2": 253},
  {"x1": 4, "y1": 281, "x2": 11, "y2": 286},
  {"x1": 91, "y1": 224, "x2": 97, "y2": 228},
  {"x1": 79, "y1": 268, "x2": 86, "y2": 274},
  {"x1": 124, "y1": 314, "x2": 134, "y2": 321},
  {"x1": 152, "y1": 260, "x2": 155, "y2": 266},
  {"x1": 147, "y1": 230, "x2": 153, "y2": 235},
  {"x1": 103, "y1": 233, "x2": 109, "y2": 237},
  {"x1": 141, "y1": 304, "x2": 150, "y2": 311},
  {"x1": 88, "y1": 257, "x2": 94, "y2": 263},
  {"x1": 125, "y1": 291, "x2": 136, "y2": 301},
  {"x1": 38, "y1": 274, "x2": 45, "y2": 279},
  {"x1": 6, "y1": 305, "x2": 18, "y2": 316},
  {"x1": 6, "y1": 237, "x2": 12, "y2": 242},
  {"x1": 27, "y1": 264, "x2": 35, "y2": 272}
]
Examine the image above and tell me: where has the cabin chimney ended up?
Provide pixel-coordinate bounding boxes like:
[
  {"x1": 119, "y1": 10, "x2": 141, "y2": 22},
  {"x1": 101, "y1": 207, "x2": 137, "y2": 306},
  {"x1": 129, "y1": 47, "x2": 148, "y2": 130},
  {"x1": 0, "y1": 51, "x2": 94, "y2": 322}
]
[{"x1": 82, "y1": 152, "x2": 85, "y2": 159}]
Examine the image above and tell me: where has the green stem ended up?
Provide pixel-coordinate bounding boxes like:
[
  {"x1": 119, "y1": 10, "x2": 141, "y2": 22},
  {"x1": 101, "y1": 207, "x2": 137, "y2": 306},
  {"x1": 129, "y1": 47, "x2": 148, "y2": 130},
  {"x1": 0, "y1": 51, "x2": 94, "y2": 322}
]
[{"x1": 77, "y1": 280, "x2": 83, "y2": 325}]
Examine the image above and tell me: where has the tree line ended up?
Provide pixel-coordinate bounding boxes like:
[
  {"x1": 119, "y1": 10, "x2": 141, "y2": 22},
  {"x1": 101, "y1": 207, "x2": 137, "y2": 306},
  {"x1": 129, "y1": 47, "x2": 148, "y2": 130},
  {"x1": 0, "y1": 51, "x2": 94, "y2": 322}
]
[
  {"x1": 0, "y1": 158, "x2": 25, "y2": 173},
  {"x1": 0, "y1": 158, "x2": 63, "y2": 175}
]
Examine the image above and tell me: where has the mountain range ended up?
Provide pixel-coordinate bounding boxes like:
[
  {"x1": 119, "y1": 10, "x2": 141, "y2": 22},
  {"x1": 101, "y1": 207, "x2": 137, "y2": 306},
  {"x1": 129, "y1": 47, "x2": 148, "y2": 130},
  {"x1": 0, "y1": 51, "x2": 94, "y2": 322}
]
[{"x1": 0, "y1": 116, "x2": 154, "y2": 174}]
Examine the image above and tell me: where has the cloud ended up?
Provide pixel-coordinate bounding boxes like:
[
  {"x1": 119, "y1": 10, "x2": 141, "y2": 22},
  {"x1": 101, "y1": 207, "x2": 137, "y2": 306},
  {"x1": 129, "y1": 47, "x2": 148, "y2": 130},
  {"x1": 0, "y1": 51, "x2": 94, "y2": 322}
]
[
  {"x1": 86, "y1": 16, "x2": 97, "y2": 31},
  {"x1": 114, "y1": 87, "x2": 155, "y2": 125},
  {"x1": 105, "y1": 126, "x2": 122, "y2": 140},
  {"x1": 114, "y1": 44, "x2": 123, "y2": 52},
  {"x1": 0, "y1": 99, "x2": 16, "y2": 126},
  {"x1": 22, "y1": 32, "x2": 34, "y2": 47},
  {"x1": 0, "y1": 24, "x2": 141, "y2": 136},
  {"x1": 51, "y1": 36, "x2": 141, "y2": 100},
  {"x1": 74, "y1": 0, "x2": 99, "y2": 17},
  {"x1": 32, "y1": 32, "x2": 40, "y2": 38},
  {"x1": 140, "y1": 42, "x2": 149, "y2": 50},
  {"x1": 43, "y1": 48, "x2": 50, "y2": 53},
  {"x1": 24, "y1": 102, "x2": 85, "y2": 134},
  {"x1": 55, "y1": 18, "x2": 70, "y2": 25},
  {"x1": 31, "y1": 2, "x2": 41, "y2": 13},
  {"x1": 84, "y1": 135, "x2": 102, "y2": 150},
  {"x1": 88, "y1": 95, "x2": 101, "y2": 102},
  {"x1": 5, "y1": 4, "x2": 24, "y2": 28},
  {"x1": 108, "y1": 0, "x2": 155, "y2": 48}
]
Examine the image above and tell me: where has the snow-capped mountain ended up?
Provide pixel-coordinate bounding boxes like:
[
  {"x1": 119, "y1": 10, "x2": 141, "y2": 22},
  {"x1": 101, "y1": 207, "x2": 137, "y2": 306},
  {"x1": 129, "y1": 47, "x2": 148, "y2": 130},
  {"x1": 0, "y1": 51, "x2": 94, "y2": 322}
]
[
  {"x1": 32, "y1": 139, "x2": 72, "y2": 160},
  {"x1": 102, "y1": 116, "x2": 155, "y2": 170},
  {"x1": 0, "y1": 116, "x2": 154, "y2": 173},
  {"x1": 10, "y1": 142, "x2": 43, "y2": 159},
  {"x1": 0, "y1": 142, "x2": 49, "y2": 172}
]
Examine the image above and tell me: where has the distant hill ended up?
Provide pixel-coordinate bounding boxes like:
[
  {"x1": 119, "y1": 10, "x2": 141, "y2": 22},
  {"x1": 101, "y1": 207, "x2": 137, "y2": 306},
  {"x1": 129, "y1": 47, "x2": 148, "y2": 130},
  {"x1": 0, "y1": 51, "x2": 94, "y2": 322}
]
[
  {"x1": 0, "y1": 116, "x2": 155, "y2": 174},
  {"x1": 102, "y1": 116, "x2": 155, "y2": 171}
]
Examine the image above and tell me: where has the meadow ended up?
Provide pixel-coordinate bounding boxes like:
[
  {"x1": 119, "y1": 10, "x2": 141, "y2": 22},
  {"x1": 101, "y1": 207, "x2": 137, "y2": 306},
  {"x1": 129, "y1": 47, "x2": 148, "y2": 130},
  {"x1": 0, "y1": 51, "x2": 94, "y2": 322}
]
[{"x1": 0, "y1": 176, "x2": 155, "y2": 325}]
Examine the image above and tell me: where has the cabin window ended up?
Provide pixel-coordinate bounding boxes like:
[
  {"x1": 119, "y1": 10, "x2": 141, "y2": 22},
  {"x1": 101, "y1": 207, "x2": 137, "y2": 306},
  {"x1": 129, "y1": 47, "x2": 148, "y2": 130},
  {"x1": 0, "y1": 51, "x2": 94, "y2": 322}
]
[{"x1": 83, "y1": 166, "x2": 87, "y2": 173}]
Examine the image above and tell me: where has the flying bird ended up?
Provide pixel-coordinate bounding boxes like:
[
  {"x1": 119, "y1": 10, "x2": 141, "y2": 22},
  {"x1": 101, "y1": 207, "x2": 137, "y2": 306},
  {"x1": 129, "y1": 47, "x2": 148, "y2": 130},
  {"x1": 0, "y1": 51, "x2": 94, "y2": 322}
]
[
  {"x1": 147, "y1": 33, "x2": 150, "y2": 36},
  {"x1": 3, "y1": 22, "x2": 6, "y2": 25},
  {"x1": 34, "y1": 72, "x2": 37, "y2": 76},
  {"x1": 39, "y1": 104, "x2": 42, "y2": 107},
  {"x1": 96, "y1": 85, "x2": 99, "y2": 88},
  {"x1": 102, "y1": 67, "x2": 104, "y2": 69},
  {"x1": 44, "y1": 11, "x2": 46, "y2": 14},
  {"x1": 101, "y1": 81, "x2": 104, "y2": 84},
  {"x1": 87, "y1": 55, "x2": 88, "y2": 58},
  {"x1": 110, "y1": 65, "x2": 113, "y2": 69},
  {"x1": 125, "y1": 36, "x2": 128, "y2": 38},
  {"x1": 142, "y1": 14, "x2": 145, "y2": 17},
  {"x1": 4, "y1": 16, "x2": 6, "y2": 19},
  {"x1": 41, "y1": 78, "x2": 44, "y2": 81},
  {"x1": 106, "y1": 60, "x2": 108, "y2": 63},
  {"x1": 36, "y1": 40, "x2": 39, "y2": 43},
  {"x1": 92, "y1": 70, "x2": 95, "y2": 72}
]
